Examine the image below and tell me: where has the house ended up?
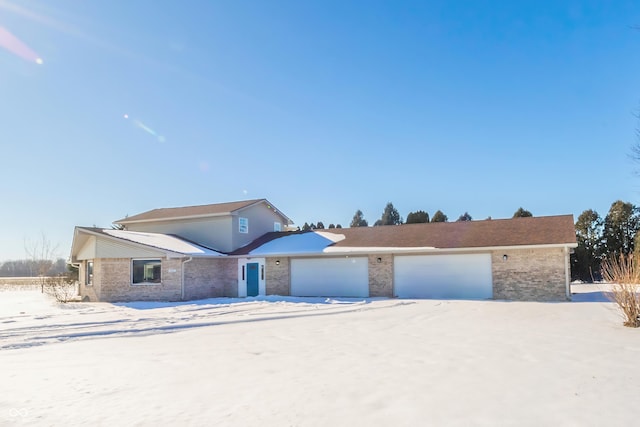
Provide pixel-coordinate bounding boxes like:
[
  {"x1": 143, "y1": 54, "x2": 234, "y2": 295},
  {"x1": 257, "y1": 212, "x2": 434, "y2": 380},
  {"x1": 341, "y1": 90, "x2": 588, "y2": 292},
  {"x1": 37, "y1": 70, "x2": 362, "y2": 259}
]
[{"x1": 69, "y1": 198, "x2": 578, "y2": 302}]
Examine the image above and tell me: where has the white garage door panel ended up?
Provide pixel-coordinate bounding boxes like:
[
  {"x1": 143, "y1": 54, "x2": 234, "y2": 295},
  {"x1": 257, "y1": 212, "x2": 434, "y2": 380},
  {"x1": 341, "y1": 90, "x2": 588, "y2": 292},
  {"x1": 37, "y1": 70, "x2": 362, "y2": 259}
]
[
  {"x1": 394, "y1": 254, "x2": 492, "y2": 299},
  {"x1": 291, "y1": 258, "x2": 369, "y2": 297}
]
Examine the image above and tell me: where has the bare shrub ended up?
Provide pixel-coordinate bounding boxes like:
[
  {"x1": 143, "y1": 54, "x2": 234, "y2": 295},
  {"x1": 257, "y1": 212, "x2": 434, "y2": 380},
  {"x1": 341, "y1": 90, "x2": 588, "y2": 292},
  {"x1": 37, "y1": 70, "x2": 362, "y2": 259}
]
[
  {"x1": 44, "y1": 274, "x2": 77, "y2": 303},
  {"x1": 601, "y1": 254, "x2": 640, "y2": 327}
]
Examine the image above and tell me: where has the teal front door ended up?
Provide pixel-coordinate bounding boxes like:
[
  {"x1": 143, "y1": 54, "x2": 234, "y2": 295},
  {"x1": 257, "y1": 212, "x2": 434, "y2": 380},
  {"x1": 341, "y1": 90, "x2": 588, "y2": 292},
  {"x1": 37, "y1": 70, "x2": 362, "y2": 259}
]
[{"x1": 247, "y1": 263, "x2": 259, "y2": 297}]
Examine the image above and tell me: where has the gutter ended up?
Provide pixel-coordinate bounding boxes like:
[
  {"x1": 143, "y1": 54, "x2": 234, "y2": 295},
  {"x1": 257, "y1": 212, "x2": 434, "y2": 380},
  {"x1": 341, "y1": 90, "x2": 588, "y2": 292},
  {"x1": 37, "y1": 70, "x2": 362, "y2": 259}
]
[
  {"x1": 181, "y1": 257, "x2": 193, "y2": 301},
  {"x1": 241, "y1": 243, "x2": 579, "y2": 259}
]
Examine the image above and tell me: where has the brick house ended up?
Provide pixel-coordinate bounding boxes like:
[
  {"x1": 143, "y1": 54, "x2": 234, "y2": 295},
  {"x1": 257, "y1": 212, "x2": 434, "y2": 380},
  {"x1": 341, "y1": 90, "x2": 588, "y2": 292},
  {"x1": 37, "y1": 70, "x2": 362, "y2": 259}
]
[{"x1": 69, "y1": 199, "x2": 577, "y2": 302}]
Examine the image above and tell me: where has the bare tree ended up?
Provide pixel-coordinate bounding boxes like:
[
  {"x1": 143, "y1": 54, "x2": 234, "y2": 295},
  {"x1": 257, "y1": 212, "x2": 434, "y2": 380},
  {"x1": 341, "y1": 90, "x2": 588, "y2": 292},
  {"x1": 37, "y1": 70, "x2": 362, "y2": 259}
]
[{"x1": 24, "y1": 233, "x2": 59, "y2": 293}]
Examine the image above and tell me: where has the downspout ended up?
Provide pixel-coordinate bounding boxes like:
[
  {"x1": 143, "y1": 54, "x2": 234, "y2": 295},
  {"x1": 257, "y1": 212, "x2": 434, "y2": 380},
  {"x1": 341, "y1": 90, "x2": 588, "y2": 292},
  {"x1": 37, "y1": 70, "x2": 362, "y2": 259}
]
[
  {"x1": 181, "y1": 257, "x2": 193, "y2": 301},
  {"x1": 67, "y1": 259, "x2": 81, "y2": 298},
  {"x1": 564, "y1": 247, "x2": 571, "y2": 300}
]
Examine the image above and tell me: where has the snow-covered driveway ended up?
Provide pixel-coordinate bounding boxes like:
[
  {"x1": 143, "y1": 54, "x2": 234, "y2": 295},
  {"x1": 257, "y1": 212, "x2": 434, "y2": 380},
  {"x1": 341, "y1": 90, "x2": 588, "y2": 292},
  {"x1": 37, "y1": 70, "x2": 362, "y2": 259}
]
[
  {"x1": 0, "y1": 292, "x2": 401, "y2": 350},
  {"x1": 1, "y1": 286, "x2": 639, "y2": 426}
]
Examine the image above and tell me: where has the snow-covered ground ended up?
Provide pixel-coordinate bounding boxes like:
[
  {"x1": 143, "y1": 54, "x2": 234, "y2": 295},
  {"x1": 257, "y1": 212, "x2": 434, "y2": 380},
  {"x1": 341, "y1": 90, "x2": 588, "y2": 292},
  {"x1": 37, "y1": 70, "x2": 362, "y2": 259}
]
[{"x1": 1, "y1": 284, "x2": 638, "y2": 426}]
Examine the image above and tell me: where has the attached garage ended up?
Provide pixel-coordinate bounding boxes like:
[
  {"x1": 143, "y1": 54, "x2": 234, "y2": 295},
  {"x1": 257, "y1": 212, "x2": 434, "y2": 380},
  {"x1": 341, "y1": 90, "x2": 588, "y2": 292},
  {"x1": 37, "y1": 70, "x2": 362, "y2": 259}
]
[
  {"x1": 290, "y1": 257, "x2": 369, "y2": 297},
  {"x1": 241, "y1": 214, "x2": 577, "y2": 301},
  {"x1": 394, "y1": 253, "x2": 493, "y2": 299}
]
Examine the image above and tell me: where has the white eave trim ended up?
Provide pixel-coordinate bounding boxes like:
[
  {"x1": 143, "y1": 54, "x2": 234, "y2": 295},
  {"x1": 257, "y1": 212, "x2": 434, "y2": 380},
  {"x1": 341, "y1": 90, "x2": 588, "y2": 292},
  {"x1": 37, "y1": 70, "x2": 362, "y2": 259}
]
[
  {"x1": 72, "y1": 228, "x2": 216, "y2": 259},
  {"x1": 116, "y1": 212, "x2": 232, "y2": 225},
  {"x1": 240, "y1": 243, "x2": 578, "y2": 258}
]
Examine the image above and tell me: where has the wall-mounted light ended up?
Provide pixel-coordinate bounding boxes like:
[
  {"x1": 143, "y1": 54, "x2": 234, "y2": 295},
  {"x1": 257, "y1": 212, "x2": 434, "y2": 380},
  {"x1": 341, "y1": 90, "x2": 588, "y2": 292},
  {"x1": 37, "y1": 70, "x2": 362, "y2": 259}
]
[
  {"x1": 275, "y1": 260, "x2": 280, "y2": 266},
  {"x1": 376, "y1": 257, "x2": 382, "y2": 263},
  {"x1": 503, "y1": 254, "x2": 508, "y2": 261}
]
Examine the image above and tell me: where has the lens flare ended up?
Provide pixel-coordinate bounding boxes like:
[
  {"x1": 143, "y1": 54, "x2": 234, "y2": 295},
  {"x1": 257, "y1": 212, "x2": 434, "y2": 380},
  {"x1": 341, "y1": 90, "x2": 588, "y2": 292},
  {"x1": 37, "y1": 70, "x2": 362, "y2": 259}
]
[
  {"x1": 134, "y1": 119, "x2": 157, "y2": 136},
  {"x1": 0, "y1": 25, "x2": 42, "y2": 64},
  {"x1": 123, "y1": 114, "x2": 165, "y2": 142}
]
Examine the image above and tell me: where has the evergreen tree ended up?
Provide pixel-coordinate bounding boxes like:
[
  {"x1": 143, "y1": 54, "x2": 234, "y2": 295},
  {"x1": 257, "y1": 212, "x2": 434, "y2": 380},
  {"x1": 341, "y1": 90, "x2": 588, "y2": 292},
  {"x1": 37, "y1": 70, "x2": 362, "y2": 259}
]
[
  {"x1": 572, "y1": 209, "x2": 604, "y2": 281},
  {"x1": 336, "y1": 224, "x2": 342, "y2": 228},
  {"x1": 603, "y1": 200, "x2": 640, "y2": 256},
  {"x1": 301, "y1": 222, "x2": 312, "y2": 231},
  {"x1": 375, "y1": 202, "x2": 402, "y2": 226},
  {"x1": 328, "y1": 224, "x2": 335, "y2": 229},
  {"x1": 512, "y1": 207, "x2": 533, "y2": 218},
  {"x1": 431, "y1": 210, "x2": 448, "y2": 223},
  {"x1": 406, "y1": 210, "x2": 430, "y2": 224},
  {"x1": 457, "y1": 212, "x2": 472, "y2": 222},
  {"x1": 350, "y1": 210, "x2": 368, "y2": 227},
  {"x1": 316, "y1": 221, "x2": 325, "y2": 229}
]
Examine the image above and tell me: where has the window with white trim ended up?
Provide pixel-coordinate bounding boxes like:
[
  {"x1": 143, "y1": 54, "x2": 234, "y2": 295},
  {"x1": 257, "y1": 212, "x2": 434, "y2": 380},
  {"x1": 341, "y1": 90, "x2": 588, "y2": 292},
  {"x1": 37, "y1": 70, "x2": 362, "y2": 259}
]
[
  {"x1": 132, "y1": 259, "x2": 162, "y2": 284},
  {"x1": 274, "y1": 222, "x2": 282, "y2": 232},
  {"x1": 86, "y1": 261, "x2": 93, "y2": 286},
  {"x1": 239, "y1": 217, "x2": 249, "y2": 234}
]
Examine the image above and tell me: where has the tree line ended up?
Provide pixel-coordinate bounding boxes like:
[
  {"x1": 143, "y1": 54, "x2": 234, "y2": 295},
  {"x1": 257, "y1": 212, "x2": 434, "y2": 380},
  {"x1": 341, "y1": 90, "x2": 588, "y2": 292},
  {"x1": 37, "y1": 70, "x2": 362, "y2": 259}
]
[
  {"x1": 572, "y1": 200, "x2": 640, "y2": 282},
  {"x1": 301, "y1": 203, "x2": 533, "y2": 230},
  {"x1": 0, "y1": 258, "x2": 68, "y2": 277}
]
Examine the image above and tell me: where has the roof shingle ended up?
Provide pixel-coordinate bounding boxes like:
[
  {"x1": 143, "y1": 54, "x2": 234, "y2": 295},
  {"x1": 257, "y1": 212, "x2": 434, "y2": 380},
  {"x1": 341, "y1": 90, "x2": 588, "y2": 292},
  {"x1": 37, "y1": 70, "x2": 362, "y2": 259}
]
[
  {"x1": 230, "y1": 215, "x2": 576, "y2": 255},
  {"x1": 116, "y1": 199, "x2": 280, "y2": 223}
]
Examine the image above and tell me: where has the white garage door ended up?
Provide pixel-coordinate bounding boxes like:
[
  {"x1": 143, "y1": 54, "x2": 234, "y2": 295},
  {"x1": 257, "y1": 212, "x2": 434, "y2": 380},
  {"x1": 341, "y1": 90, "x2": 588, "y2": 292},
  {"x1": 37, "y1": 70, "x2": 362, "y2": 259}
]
[
  {"x1": 291, "y1": 257, "x2": 369, "y2": 297},
  {"x1": 394, "y1": 254, "x2": 492, "y2": 299}
]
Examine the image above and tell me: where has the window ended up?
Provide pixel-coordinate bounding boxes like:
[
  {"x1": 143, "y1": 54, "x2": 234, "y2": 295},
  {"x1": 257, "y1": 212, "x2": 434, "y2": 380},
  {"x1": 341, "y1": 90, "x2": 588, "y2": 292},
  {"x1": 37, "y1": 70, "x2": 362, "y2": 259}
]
[
  {"x1": 132, "y1": 259, "x2": 162, "y2": 284},
  {"x1": 86, "y1": 261, "x2": 93, "y2": 286},
  {"x1": 274, "y1": 222, "x2": 282, "y2": 232},
  {"x1": 239, "y1": 217, "x2": 249, "y2": 233}
]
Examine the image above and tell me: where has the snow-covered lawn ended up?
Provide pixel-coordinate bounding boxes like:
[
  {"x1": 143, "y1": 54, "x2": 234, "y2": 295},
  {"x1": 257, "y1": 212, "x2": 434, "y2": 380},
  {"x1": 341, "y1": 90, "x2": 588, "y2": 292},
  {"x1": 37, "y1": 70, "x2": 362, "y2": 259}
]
[{"x1": 1, "y1": 285, "x2": 638, "y2": 426}]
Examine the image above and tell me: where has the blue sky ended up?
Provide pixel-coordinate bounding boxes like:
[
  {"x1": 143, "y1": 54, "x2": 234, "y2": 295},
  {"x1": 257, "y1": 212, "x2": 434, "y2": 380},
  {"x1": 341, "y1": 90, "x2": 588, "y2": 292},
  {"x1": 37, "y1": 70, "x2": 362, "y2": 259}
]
[{"x1": 1, "y1": 0, "x2": 640, "y2": 261}]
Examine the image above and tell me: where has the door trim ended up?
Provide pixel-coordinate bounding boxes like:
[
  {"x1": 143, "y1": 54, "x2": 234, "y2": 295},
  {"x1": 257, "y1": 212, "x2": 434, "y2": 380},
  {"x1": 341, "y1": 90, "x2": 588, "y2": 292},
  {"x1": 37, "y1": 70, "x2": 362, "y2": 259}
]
[{"x1": 237, "y1": 258, "x2": 266, "y2": 297}]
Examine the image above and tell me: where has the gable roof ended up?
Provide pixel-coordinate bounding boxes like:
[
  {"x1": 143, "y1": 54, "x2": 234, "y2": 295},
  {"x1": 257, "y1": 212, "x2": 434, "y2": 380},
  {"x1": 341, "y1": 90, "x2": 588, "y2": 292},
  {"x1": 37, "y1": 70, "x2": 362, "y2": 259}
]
[
  {"x1": 71, "y1": 227, "x2": 225, "y2": 258},
  {"x1": 115, "y1": 199, "x2": 292, "y2": 225},
  {"x1": 231, "y1": 215, "x2": 576, "y2": 256}
]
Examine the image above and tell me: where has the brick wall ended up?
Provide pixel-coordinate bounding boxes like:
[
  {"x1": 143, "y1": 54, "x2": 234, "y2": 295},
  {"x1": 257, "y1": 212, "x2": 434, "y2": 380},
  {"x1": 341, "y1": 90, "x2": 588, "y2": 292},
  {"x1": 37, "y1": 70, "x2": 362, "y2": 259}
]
[
  {"x1": 368, "y1": 254, "x2": 393, "y2": 297},
  {"x1": 492, "y1": 248, "x2": 568, "y2": 301},
  {"x1": 98, "y1": 258, "x2": 182, "y2": 302},
  {"x1": 265, "y1": 257, "x2": 289, "y2": 296},
  {"x1": 76, "y1": 248, "x2": 570, "y2": 302},
  {"x1": 184, "y1": 258, "x2": 224, "y2": 300},
  {"x1": 216, "y1": 258, "x2": 238, "y2": 298}
]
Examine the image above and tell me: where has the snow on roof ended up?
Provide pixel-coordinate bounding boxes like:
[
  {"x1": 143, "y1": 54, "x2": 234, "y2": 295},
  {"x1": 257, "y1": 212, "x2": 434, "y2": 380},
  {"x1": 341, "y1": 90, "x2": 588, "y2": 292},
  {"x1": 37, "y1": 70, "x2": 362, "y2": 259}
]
[
  {"x1": 249, "y1": 231, "x2": 345, "y2": 255},
  {"x1": 103, "y1": 229, "x2": 224, "y2": 256}
]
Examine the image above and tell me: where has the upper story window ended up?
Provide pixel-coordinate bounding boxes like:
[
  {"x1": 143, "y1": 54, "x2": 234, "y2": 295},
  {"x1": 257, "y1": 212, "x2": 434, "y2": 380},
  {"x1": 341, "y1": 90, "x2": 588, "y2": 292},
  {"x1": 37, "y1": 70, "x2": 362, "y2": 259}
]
[
  {"x1": 86, "y1": 261, "x2": 93, "y2": 286},
  {"x1": 274, "y1": 222, "x2": 282, "y2": 232},
  {"x1": 132, "y1": 259, "x2": 162, "y2": 284},
  {"x1": 239, "y1": 217, "x2": 249, "y2": 234}
]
